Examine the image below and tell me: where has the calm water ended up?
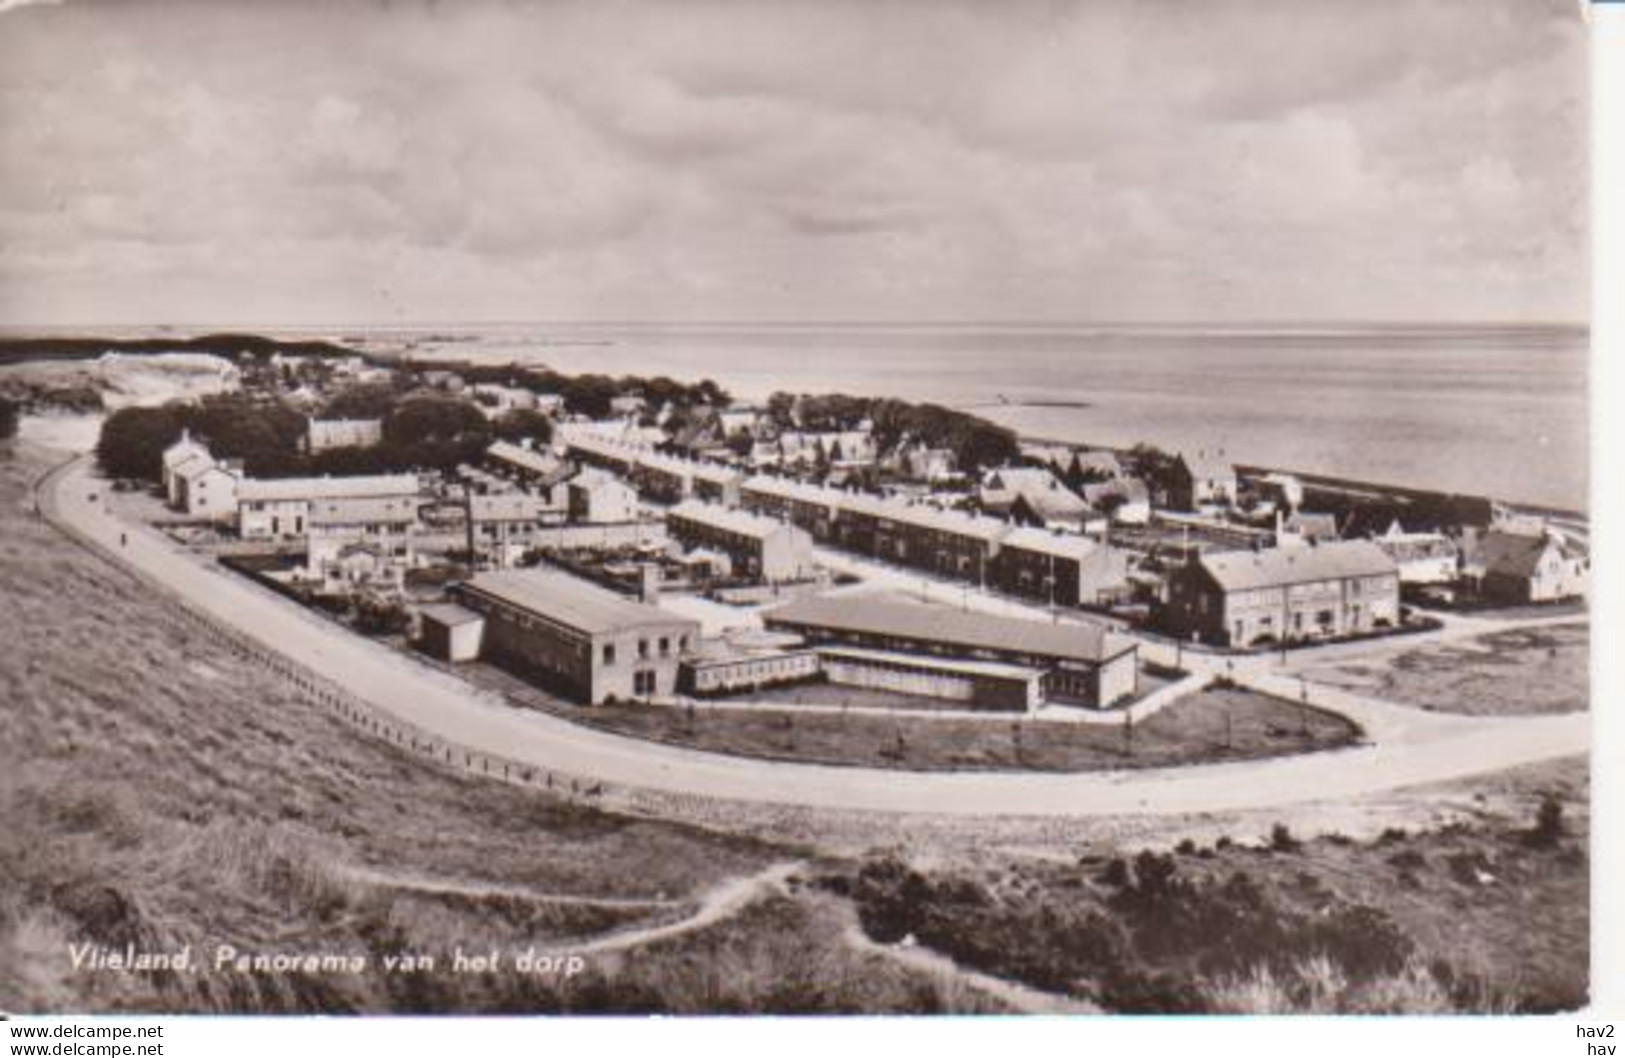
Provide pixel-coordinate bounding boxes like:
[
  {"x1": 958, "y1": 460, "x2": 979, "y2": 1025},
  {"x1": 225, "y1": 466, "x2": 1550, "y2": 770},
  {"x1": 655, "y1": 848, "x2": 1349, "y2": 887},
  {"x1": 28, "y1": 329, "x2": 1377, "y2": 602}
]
[{"x1": 346, "y1": 323, "x2": 1588, "y2": 511}]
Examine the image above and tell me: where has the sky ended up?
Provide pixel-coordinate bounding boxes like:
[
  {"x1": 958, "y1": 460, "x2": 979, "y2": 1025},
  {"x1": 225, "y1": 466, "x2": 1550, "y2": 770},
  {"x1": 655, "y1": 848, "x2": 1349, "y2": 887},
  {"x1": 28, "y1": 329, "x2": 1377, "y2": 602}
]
[{"x1": 0, "y1": 0, "x2": 1589, "y2": 327}]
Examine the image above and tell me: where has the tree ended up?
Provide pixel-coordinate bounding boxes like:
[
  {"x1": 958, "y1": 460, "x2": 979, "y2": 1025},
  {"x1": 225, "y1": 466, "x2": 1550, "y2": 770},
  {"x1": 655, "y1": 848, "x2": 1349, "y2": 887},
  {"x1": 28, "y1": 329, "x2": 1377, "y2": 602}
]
[
  {"x1": 493, "y1": 408, "x2": 554, "y2": 446},
  {"x1": 321, "y1": 381, "x2": 404, "y2": 420},
  {"x1": 96, "y1": 404, "x2": 190, "y2": 480},
  {"x1": 381, "y1": 395, "x2": 492, "y2": 471}
]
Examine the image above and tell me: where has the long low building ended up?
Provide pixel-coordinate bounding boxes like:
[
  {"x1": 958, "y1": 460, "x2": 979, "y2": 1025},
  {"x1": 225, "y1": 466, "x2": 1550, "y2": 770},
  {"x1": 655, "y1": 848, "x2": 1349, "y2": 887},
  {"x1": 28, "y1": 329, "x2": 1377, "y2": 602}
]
[
  {"x1": 452, "y1": 568, "x2": 699, "y2": 704},
  {"x1": 666, "y1": 500, "x2": 816, "y2": 583},
  {"x1": 762, "y1": 593, "x2": 1138, "y2": 709}
]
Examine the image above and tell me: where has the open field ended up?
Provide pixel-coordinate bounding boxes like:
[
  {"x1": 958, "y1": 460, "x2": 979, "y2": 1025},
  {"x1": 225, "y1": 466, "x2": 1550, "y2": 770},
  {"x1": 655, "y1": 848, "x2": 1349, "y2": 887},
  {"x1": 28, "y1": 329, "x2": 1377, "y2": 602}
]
[
  {"x1": 0, "y1": 442, "x2": 995, "y2": 1015},
  {"x1": 476, "y1": 662, "x2": 1359, "y2": 773},
  {"x1": 1299, "y1": 623, "x2": 1588, "y2": 717},
  {"x1": 819, "y1": 753, "x2": 1588, "y2": 1014}
]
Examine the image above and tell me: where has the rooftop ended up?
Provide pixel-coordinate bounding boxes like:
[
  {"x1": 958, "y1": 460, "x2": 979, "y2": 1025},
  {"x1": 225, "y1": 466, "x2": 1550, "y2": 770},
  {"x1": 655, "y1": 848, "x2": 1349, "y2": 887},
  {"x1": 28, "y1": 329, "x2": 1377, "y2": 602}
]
[
  {"x1": 460, "y1": 568, "x2": 695, "y2": 635},
  {"x1": 999, "y1": 526, "x2": 1103, "y2": 562},
  {"x1": 668, "y1": 499, "x2": 802, "y2": 540},
  {"x1": 763, "y1": 592, "x2": 1132, "y2": 665},
  {"x1": 309, "y1": 496, "x2": 421, "y2": 525},
  {"x1": 418, "y1": 603, "x2": 485, "y2": 628},
  {"x1": 237, "y1": 474, "x2": 420, "y2": 503},
  {"x1": 470, "y1": 493, "x2": 548, "y2": 521},
  {"x1": 486, "y1": 439, "x2": 567, "y2": 478},
  {"x1": 1197, "y1": 539, "x2": 1397, "y2": 591}
]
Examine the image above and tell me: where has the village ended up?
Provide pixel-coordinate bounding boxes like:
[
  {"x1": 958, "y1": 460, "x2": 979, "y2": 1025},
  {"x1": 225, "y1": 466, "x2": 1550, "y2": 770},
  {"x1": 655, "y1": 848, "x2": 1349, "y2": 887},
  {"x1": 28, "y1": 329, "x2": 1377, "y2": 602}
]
[{"x1": 106, "y1": 347, "x2": 1587, "y2": 742}]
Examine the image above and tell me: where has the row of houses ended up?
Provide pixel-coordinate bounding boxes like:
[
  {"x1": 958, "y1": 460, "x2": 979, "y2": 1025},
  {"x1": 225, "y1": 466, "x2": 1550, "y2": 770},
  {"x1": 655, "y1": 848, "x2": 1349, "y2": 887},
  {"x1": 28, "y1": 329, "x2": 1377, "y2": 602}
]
[
  {"x1": 565, "y1": 435, "x2": 745, "y2": 506},
  {"x1": 736, "y1": 475, "x2": 1130, "y2": 607},
  {"x1": 1153, "y1": 523, "x2": 1581, "y2": 647}
]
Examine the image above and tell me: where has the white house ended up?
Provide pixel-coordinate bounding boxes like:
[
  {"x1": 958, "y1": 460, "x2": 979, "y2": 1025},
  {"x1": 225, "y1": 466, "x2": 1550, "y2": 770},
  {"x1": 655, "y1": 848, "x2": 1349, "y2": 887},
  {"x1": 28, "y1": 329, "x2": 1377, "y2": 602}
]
[
  {"x1": 304, "y1": 418, "x2": 383, "y2": 453},
  {"x1": 566, "y1": 468, "x2": 639, "y2": 524},
  {"x1": 238, "y1": 474, "x2": 421, "y2": 540}
]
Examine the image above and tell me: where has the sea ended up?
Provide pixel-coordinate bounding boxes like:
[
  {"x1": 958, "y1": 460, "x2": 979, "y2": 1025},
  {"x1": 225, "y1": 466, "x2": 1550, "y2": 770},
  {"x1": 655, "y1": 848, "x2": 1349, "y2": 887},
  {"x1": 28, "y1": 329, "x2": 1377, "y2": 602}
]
[{"x1": 331, "y1": 322, "x2": 1586, "y2": 513}]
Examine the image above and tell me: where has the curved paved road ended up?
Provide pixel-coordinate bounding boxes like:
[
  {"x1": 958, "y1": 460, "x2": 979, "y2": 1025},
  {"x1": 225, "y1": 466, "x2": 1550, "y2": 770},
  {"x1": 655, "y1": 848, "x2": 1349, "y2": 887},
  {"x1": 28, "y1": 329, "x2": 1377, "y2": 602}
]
[{"x1": 42, "y1": 457, "x2": 1589, "y2": 819}]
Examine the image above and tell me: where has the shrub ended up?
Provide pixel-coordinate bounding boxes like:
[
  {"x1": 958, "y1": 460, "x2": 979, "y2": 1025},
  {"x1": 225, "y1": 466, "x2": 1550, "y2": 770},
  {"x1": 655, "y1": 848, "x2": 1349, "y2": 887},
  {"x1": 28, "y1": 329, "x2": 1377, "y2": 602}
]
[
  {"x1": 1270, "y1": 823, "x2": 1301, "y2": 853},
  {"x1": 1525, "y1": 795, "x2": 1566, "y2": 849}
]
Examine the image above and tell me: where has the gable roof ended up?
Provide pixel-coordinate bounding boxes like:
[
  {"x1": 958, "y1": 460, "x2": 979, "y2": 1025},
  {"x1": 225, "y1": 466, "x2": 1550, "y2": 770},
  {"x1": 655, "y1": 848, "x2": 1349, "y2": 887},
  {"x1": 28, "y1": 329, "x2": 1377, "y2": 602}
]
[
  {"x1": 763, "y1": 592, "x2": 1132, "y2": 665},
  {"x1": 1177, "y1": 451, "x2": 1235, "y2": 481},
  {"x1": 308, "y1": 496, "x2": 421, "y2": 526},
  {"x1": 237, "y1": 474, "x2": 420, "y2": 503},
  {"x1": 1475, "y1": 530, "x2": 1577, "y2": 578},
  {"x1": 999, "y1": 527, "x2": 1103, "y2": 563},
  {"x1": 460, "y1": 569, "x2": 695, "y2": 635},
  {"x1": 668, "y1": 500, "x2": 803, "y2": 541},
  {"x1": 486, "y1": 440, "x2": 567, "y2": 479},
  {"x1": 1082, "y1": 478, "x2": 1150, "y2": 506},
  {"x1": 1197, "y1": 540, "x2": 1396, "y2": 592}
]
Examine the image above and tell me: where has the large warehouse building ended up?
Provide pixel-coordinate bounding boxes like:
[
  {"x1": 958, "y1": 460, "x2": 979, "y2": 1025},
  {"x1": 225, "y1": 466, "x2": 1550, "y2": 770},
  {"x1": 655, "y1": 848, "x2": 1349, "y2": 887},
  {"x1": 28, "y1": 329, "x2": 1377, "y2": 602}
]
[{"x1": 451, "y1": 568, "x2": 699, "y2": 704}]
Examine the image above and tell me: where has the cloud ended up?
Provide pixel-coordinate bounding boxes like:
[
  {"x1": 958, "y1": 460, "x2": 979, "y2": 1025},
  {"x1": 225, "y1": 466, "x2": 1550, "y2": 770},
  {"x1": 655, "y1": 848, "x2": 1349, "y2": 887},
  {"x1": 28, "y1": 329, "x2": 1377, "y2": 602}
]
[
  {"x1": 0, "y1": 0, "x2": 63, "y2": 15},
  {"x1": 0, "y1": 0, "x2": 1587, "y2": 326}
]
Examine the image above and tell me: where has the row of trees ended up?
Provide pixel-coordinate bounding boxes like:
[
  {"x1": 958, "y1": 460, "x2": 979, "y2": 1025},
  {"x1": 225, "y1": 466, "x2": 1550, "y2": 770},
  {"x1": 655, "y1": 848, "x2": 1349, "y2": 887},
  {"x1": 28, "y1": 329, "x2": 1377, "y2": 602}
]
[
  {"x1": 415, "y1": 361, "x2": 731, "y2": 420},
  {"x1": 95, "y1": 387, "x2": 551, "y2": 482}
]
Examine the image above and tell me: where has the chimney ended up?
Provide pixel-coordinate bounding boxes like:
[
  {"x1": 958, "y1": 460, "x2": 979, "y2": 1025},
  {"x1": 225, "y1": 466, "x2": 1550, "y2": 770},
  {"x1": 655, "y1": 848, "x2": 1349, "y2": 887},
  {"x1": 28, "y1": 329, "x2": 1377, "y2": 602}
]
[{"x1": 638, "y1": 562, "x2": 661, "y2": 603}]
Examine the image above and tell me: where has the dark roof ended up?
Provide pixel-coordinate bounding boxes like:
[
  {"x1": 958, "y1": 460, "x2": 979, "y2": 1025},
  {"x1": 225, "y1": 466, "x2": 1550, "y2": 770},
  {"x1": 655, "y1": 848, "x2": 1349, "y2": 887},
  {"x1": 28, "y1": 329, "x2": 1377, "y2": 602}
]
[
  {"x1": 1475, "y1": 530, "x2": 1575, "y2": 578},
  {"x1": 1197, "y1": 540, "x2": 1396, "y2": 592},
  {"x1": 459, "y1": 569, "x2": 695, "y2": 635},
  {"x1": 763, "y1": 592, "x2": 1133, "y2": 665}
]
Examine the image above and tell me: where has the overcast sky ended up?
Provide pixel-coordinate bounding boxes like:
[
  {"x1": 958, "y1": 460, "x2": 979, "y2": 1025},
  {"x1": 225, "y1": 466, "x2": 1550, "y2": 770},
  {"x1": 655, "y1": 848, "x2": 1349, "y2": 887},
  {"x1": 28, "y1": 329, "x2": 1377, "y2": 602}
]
[{"x1": 0, "y1": 0, "x2": 1588, "y2": 327}]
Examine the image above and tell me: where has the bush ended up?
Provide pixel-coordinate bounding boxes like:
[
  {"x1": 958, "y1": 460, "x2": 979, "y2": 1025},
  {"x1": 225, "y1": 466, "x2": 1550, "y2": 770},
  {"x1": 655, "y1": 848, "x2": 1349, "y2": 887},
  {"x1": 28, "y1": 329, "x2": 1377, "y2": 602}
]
[
  {"x1": 1270, "y1": 823, "x2": 1301, "y2": 853},
  {"x1": 1525, "y1": 795, "x2": 1566, "y2": 849}
]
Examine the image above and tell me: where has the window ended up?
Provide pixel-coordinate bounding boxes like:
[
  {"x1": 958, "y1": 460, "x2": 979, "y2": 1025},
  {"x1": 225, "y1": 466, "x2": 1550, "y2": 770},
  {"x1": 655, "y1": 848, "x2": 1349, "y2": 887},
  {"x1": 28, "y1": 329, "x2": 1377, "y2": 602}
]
[
  {"x1": 602, "y1": 643, "x2": 616, "y2": 666},
  {"x1": 639, "y1": 639, "x2": 650, "y2": 660},
  {"x1": 659, "y1": 637, "x2": 670, "y2": 657}
]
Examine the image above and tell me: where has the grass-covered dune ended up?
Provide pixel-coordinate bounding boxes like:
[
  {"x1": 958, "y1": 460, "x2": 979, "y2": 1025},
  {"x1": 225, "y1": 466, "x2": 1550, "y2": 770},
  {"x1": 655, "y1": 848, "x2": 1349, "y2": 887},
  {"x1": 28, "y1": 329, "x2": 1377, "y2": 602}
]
[{"x1": 0, "y1": 443, "x2": 990, "y2": 1015}]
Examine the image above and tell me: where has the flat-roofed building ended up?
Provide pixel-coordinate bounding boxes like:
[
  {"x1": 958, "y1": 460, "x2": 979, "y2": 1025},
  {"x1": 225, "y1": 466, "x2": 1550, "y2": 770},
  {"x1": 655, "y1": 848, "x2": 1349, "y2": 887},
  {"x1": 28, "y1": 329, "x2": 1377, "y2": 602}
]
[
  {"x1": 237, "y1": 474, "x2": 421, "y2": 540},
  {"x1": 678, "y1": 630, "x2": 822, "y2": 697},
  {"x1": 819, "y1": 647, "x2": 1044, "y2": 713},
  {"x1": 417, "y1": 603, "x2": 485, "y2": 662},
  {"x1": 453, "y1": 568, "x2": 699, "y2": 703},
  {"x1": 763, "y1": 592, "x2": 1138, "y2": 709},
  {"x1": 666, "y1": 500, "x2": 816, "y2": 583},
  {"x1": 1159, "y1": 539, "x2": 1400, "y2": 647},
  {"x1": 992, "y1": 528, "x2": 1131, "y2": 607}
]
